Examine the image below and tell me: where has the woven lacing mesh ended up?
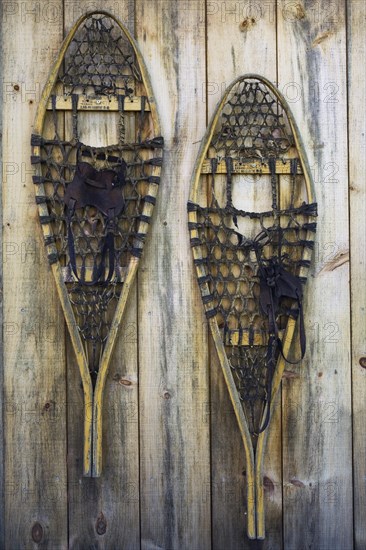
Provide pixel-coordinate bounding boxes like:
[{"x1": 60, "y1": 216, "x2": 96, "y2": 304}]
[
  {"x1": 61, "y1": 15, "x2": 142, "y2": 96},
  {"x1": 32, "y1": 15, "x2": 162, "y2": 385},
  {"x1": 189, "y1": 79, "x2": 317, "y2": 436},
  {"x1": 211, "y1": 79, "x2": 292, "y2": 159}
]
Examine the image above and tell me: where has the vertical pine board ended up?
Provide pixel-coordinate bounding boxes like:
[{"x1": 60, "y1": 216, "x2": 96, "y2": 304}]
[
  {"x1": 277, "y1": 1, "x2": 353, "y2": 548},
  {"x1": 0, "y1": 9, "x2": 4, "y2": 546},
  {"x1": 206, "y1": 1, "x2": 282, "y2": 546},
  {"x1": 348, "y1": 1, "x2": 366, "y2": 548},
  {"x1": 2, "y1": 3, "x2": 68, "y2": 548},
  {"x1": 64, "y1": 2, "x2": 141, "y2": 549},
  {"x1": 136, "y1": 1, "x2": 211, "y2": 548}
]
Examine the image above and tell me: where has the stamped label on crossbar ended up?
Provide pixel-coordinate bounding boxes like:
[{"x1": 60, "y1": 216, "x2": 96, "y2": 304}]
[
  {"x1": 46, "y1": 95, "x2": 151, "y2": 112},
  {"x1": 201, "y1": 158, "x2": 303, "y2": 175}
]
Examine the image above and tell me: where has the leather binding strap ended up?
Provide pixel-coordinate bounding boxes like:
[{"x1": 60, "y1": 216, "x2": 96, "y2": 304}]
[{"x1": 64, "y1": 161, "x2": 126, "y2": 286}]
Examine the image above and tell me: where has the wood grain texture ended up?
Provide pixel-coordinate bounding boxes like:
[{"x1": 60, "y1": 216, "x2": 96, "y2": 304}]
[
  {"x1": 278, "y1": 1, "x2": 353, "y2": 548},
  {"x1": 0, "y1": 9, "x2": 4, "y2": 547},
  {"x1": 206, "y1": 1, "x2": 283, "y2": 547},
  {"x1": 348, "y1": 1, "x2": 366, "y2": 548},
  {"x1": 64, "y1": 2, "x2": 141, "y2": 548},
  {"x1": 0, "y1": 4, "x2": 5, "y2": 548},
  {"x1": 136, "y1": 1, "x2": 211, "y2": 548},
  {"x1": 2, "y1": 2, "x2": 68, "y2": 548}
]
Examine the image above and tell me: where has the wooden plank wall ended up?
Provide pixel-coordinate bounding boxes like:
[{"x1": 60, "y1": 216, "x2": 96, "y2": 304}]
[
  {"x1": 0, "y1": 1, "x2": 364, "y2": 548},
  {"x1": 279, "y1": 2, "x2": 352, "y2": 548},
  {"x1": 349, "y1": 1, "x2": 366, "y2": 549},
  {"x1": 2, "y1": 3, "x2": 68, "y2": 549},
  {"x1": 0, "y1": 6, "x2": 4, "y2": 549}
]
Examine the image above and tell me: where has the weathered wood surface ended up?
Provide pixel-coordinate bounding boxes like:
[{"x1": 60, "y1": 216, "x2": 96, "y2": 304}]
[
  {"x1": 2, "y1": 2, "x2": 68, "y2": 548},
  {"x1": 348, "y1": 1, "x2": 366, "y2": 549},
  {"x1": 207, "y1": 1, "x2": 283, "y2": 547},
  {"x1": 278, "y1": 1, "x2": 353, "y2": 549},
  {"x1": 136, "y1": 1, "x2": 211, "y2": 548},
  {"x1": 0, "y1": 8, "x2": 4, "y2": 548},
  {"x1": 0, "y1": 0, "x2": 364, "y2": 548}
]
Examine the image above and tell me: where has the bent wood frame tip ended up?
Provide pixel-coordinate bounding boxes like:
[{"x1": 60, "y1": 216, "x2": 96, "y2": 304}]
[
  {"x1": 32, "y1": 10, "x2": 162, "y2": 478},
  {"x1": 189, "y1": 74, "x2": 316, "y2": 539}
]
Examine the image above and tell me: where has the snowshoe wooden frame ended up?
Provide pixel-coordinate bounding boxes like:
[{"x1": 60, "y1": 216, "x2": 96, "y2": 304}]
[
  {"x1": 188, "y1": 74, "x2": 316, "y2": 539},
  {"x1": 32, "y1": 11, "x2": 163, "y2": 477}
]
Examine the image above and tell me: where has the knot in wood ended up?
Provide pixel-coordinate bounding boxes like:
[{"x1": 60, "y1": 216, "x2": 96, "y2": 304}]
[
  {"x1": 96, "y1": 512, "x2": 107, "y2": 535},
  {"x1": 31, "y1": 522, "x2": 44, "y2": 543}
]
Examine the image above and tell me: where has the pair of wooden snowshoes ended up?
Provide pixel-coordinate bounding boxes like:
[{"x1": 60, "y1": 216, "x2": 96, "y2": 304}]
[{"x1": 32, "y1": 11, "x2": 316, "y2": 539}]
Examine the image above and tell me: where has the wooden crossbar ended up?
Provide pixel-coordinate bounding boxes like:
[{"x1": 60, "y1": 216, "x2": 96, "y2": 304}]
[
  {"x1": 201, "y1": 158, "x2": 303, "y2": 175},
  {"x1": 61, "y1": 265, "x2": 127, "y2": 283},
  {"x1": 224, "y1": 329, "x2": 285, "y2": 347},
  {"x1": 46, "y1": 95, "x2": 150, "y2": 112}
]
